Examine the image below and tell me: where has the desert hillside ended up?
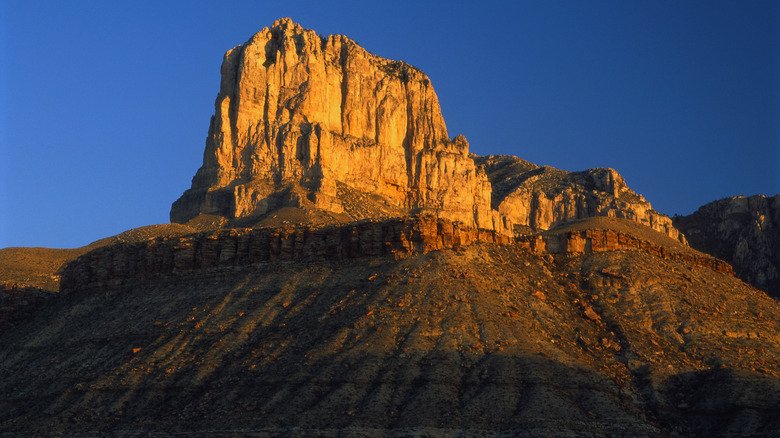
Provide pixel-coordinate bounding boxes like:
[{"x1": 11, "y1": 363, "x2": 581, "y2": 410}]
[
  {"x1": 3, "y1": 219, "x2": 779, "y2": 435},
  {"x1": 2, "y1": 18, "x2": 779, "y2": 437}
]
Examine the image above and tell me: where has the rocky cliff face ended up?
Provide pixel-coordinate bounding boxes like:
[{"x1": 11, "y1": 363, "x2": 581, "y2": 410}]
[
  {"x1": 477, "y1": 155, "x2": 685, "y2": 242},
  {"x1": 171, "y1": 18, "x2": 505, "y2": 232},
  {"x1": 171, "y1": 19, "x2": 685, "y2": 243},
  {"x1": 60, "y1": 216, "x2": 512, "y2": 293},
  {"x1": 674, "y1": 194, "x2": 780, "y2": 297},
  {"x1": 60, "y1": 217, "x2": 722, "y2": 295}
]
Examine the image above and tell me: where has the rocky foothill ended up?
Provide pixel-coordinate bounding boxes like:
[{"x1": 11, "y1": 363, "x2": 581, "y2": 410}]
[
  {"x1": 2, "y1": 18, "x2": 779, "y2": 437},
  {"x1": 3, "y1": 220, "x2": 779, "y2": 436}
]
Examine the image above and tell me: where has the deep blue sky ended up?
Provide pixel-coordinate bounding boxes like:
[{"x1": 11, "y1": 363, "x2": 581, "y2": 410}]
[{"x1": 1, "y1": 1, "x2": 777, "y2": 248}]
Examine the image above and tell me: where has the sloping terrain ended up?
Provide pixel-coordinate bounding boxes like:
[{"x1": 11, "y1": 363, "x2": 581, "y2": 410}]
[
  {"x1": 0, "y1": 224, "x2": 197, "y2": 334},
  {"x1": 0, "y1": 247, "x2": 86, "y2": 292},
  {"x1": 0, "y1": 223, "x2": 197, "y2": 292},
  {"x1": 1, "y1": 222, "x2": 779, "y2": 436}
]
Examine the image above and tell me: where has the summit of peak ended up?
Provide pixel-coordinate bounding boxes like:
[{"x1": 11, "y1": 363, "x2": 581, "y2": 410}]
[
  {"x1": 267, "y1": 17, "x2": 308, "y2": 36},
  {"x1": 271, "y1": 17, "x2": 296, "y2": 28}
]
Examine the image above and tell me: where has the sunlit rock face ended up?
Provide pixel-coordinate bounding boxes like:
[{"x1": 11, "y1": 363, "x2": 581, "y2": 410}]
[
  {"x1": 476, "y1": 155, "x2": 685, "y2": 242},
  {"x1": 171, "y1": 18, "x2": 507, "y2": 233}
]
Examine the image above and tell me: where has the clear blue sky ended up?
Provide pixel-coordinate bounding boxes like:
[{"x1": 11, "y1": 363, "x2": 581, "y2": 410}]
[{"x1": 1, "y1": 1, "x2": 777, "y2": 248}]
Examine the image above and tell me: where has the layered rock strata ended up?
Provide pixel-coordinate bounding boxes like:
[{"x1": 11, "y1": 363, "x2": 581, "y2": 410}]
[
  {"x1": 675, "y1": 194, "x2": 780, "y2": 297},
  {"x1": 171, "y1": 18, "x2": 505, "y2": 232},
  {"x1": 61, "y1": 216, "x2": 511, "y2": 293},
  {"x1": 477, "y1": 155, "x2": 684, "y2": 242},
  {"x1": 62, "y1": 216, "x2": 726, "y2": 295},
  {"x1": 517, "y1": 230, "x2": 732, "y2": 274}
]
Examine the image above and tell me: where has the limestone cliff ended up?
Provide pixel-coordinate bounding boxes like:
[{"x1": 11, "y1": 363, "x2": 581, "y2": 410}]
[
  {"x1": 674, "y1": 194, "x2": 780, "y2": 297},
  {"x1": 477, "y1": 155, "x2": 685, "y2": 242},
  {"x1": 171, "y1": 18, "x2": 505, "y2": 232},
  {"x1": 59, "y1": 217, "x2": 727, "y2": 295},
  {"x1": 60, "y1": 216, "x2": 512, "y2": 294}
]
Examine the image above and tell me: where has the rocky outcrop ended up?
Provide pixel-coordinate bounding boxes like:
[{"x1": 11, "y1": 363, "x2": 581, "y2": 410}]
[
  {"x1": 517, "y1": 229, "x2": 732, "y2": 274},
  {"x1": 476, "y1": 155, "x2": 685, "y2": 242},
  {"x1": 171, "y1": 18, "x2": 506, "y2": 233},
  {"x1": 674, "y1": 194, "x2": 780, "y2": 297},
  {"x1": 62, "y1": 216, "x2": 727, "y2": 295},
  {"x1": 61, "y1": 216, "x2": 512, "y2": 293}
]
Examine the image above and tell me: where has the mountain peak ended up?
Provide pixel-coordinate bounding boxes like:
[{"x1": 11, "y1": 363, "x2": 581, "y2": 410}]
[
  {"x1": 270, "y1": 16, "x2": 297, "y2": 30},
  {"x1": 170, "y1": 19, "x2": 682, "y2": 242},
  {"x1": 170, "y1": 18, "x2": 506, "y2": 232}
]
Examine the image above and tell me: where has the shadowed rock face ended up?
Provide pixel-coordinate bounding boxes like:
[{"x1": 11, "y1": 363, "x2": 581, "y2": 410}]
[
  {"x1": 171, "y1": 18, "x2": 505, "y2": 233},
  {"x1": 674, "y1": 194, "x2": 780, "y2": 298}
]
